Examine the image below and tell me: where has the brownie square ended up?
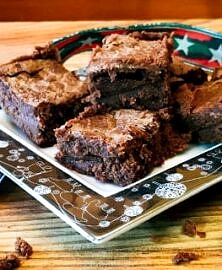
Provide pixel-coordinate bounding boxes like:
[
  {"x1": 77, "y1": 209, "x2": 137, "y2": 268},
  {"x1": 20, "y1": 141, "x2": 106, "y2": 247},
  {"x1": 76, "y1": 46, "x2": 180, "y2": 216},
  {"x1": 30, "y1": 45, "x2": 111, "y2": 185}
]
[
  {"x1": 0, "y1": 58, "x2": 88, "y2": 146},
  {"x1": 55, "y1": 109, "x2": 190, "y2": 186},
  {"x1": 172, "y1": 79, "x2": 222, "y2": 143},
  {"x1": 86, "y1": 32, "x2": 172, "y2": 111}
]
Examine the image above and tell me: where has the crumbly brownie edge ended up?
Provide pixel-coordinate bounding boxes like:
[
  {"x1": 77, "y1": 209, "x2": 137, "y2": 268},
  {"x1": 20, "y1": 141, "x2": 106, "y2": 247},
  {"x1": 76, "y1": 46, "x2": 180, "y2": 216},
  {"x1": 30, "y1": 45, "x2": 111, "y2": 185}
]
[{"x1": 56, "y1": 151, "x2": 154, "y2": 186}]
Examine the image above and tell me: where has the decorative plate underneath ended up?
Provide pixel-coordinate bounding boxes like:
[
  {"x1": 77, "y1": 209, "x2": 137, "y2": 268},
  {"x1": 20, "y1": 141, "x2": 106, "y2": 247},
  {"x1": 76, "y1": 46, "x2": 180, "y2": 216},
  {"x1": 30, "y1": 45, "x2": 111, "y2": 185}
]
[{"x1": 0, "y1": 23, "x2": 221, "y2": 243}]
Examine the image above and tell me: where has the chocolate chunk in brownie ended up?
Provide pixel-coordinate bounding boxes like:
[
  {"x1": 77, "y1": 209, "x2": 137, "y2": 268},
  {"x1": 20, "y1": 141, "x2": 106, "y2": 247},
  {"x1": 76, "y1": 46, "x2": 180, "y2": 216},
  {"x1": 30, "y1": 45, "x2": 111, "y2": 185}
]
[
  {"x1": 86, "y1": 32, "x2": 172, "y2": 111},
  {"x1": 172, "y1": 79, "x2": 222, "y2": 143},
  {"x1": 0, "y1": 57, "x2": 88, "y2": 146},
  {"x1": 55, "y1": 109, "x2": 190, "y2": 186}
]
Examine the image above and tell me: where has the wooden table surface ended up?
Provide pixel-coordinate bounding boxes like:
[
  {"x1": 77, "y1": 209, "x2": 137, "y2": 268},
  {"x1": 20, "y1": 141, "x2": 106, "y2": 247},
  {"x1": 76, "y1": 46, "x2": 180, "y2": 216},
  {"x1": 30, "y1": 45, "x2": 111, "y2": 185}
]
[{"x1": 0, "y1": 20, "x2": 222, "y2": 269}]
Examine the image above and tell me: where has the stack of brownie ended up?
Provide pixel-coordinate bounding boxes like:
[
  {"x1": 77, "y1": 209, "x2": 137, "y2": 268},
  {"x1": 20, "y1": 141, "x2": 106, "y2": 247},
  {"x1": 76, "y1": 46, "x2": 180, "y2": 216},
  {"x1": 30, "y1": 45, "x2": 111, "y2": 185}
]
[
  {"x1": 55, "y1": 32, "x2": 191, "y2": 185},
  {"x1": 0, "y1": 32, "x2": 221, "y2": 186}
]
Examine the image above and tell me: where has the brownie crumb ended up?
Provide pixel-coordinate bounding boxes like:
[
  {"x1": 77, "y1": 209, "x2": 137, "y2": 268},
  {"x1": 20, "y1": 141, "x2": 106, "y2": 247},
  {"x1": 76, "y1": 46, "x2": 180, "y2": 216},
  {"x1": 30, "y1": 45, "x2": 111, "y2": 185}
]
[
  {"x1": 197, "y1": 231, "x2": 206, "y2": 238},
  {"x1": 0, "y1": 253, "x2": 20, "y2": 270},
  {"x1": 15, "y1": 237, "x2": 33, "y2": 259},
  {"x1": 182, "y1": 219, "x2": 206, "y2": 238},
  {"x1": 182, "y1": 219, "x2": 197, "y2": 237},
  {"x1": 172, "y1": 251, "x2": 199, "y2": 265}
]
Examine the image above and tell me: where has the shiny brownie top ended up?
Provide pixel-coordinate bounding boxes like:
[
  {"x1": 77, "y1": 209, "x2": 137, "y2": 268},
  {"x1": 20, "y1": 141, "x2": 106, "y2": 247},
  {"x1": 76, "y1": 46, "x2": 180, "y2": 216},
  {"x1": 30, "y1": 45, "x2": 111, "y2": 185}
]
[
  {"x1": 88, "y1": 32, "x2": 172, "y2": 73},
  {"x1": 0, "y1": 59, "x2": 88, "y2": 106},
  {"x1": 55, "y1": 109, "x2": 160, "y2": 156}
]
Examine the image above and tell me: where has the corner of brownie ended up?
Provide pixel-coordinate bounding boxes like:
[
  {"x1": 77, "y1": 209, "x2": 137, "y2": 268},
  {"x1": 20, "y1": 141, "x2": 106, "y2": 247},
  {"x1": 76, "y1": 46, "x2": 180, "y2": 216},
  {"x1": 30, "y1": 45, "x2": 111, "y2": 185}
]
[
  {"x1": 0, "y1": 58, "x2": 89, "y2": 146},
  {"x1": 8, "y1": 43, "x2": 61, "y2": 64}
]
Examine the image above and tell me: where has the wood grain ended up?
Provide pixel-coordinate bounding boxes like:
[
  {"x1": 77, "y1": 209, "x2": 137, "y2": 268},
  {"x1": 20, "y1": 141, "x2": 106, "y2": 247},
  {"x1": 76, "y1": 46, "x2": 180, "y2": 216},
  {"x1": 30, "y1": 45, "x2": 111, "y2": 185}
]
[{"x1": 0, "y1": 20, "x2": 222, "y2": 269}]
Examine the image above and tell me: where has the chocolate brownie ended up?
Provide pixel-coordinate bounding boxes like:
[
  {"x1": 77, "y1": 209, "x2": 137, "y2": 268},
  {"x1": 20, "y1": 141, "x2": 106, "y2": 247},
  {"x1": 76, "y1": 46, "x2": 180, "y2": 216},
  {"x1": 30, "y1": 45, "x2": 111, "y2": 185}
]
[
  {"x1": 0, "y1": 57, "x2": 88, "y2": 146},
  {"x1": 86, "y1": 32, "x2": 172, "y2": 111},
  {"x1": 170, "y1": 56, "x2": 208, "y2": 85},
  {"x1": 55, "y1": 109, "x2": 190, "y2": 185},
  {"x1": 172, "y1": 79, "x2": 222, "y2": 142}
]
